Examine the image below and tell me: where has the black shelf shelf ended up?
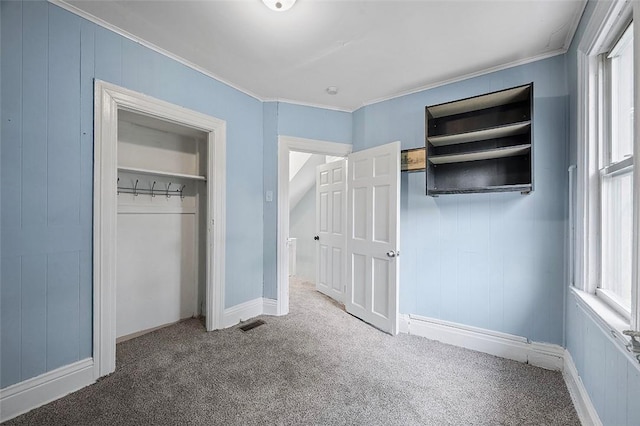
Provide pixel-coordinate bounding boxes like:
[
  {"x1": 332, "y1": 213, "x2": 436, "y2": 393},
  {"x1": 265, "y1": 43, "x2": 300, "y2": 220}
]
[
  {"x1": 429, "y1": 184, "x2": 533, "y2": 196},
  {"x1": 426, "y1": 83, "x2": 533, "y2": 196}
]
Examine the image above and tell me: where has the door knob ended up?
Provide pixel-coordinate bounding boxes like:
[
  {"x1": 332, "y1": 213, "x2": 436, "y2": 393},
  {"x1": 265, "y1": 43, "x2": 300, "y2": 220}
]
[
  {"x1": 314, "y1": 235, "x2": 320, "y2": 241},
  {"x1": 386, "y1": 250, "x2": 396, "y2": 258}
]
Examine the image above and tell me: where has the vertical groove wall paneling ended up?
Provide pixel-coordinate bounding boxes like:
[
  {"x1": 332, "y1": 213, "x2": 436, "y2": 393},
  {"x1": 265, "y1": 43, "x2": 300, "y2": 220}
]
[
  {"x1": 48, "y1": 5, "x2": 81, "y2": 227},
  {"x1": 78, "y1": 18, "x2": 95, "y2": 360},
  {"x1": 93, "y1": 25, "x2": 122, "y2": 85},
  {"x1": 3, "y1": 0, "x2": 266, "y2": 388},
  {"x1": 20, "y1": 0, "x2": 49, "y2": 382},
  {"x1": 46, "y1": 252, "x2": 80, "y2": 371},
  {"x1": 46, "y1": 4, "x2": 82, "y2": 373},
  {"x1": 0, "y1": 0, "x2": 24, "y2": 389},
  {"x1": 20, "y1": 255, "x2": 47, "y2": 379}
]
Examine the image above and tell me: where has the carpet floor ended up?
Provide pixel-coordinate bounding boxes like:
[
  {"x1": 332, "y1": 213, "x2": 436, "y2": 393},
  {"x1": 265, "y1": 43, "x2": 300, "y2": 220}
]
[{"x1": 5, "y1": 278, "x2": 580, "y2": 425}]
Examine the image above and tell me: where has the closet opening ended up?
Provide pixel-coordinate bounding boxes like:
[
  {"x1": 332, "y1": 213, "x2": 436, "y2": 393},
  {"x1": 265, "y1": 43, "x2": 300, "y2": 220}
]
[
  {"x1": 115, "y1": 110, "x2": 208, "y2": 343},
  {"x1": 94, "y1": 81, "x2": 226, "y2": 379}
]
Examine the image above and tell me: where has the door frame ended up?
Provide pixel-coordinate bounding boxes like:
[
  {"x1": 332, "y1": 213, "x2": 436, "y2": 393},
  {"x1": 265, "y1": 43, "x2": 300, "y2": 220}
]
[
  {"x1": 276, "y1": 136, "x2": 352, "y2": 315},
  {"x1": 93, "y1": 81, "x2": 227, "y2": 379}
]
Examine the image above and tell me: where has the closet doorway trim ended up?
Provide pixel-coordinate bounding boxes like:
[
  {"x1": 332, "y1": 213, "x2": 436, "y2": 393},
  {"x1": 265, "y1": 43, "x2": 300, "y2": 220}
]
[{"x1": 93, "y1": 80, "x2": 226, "y2": 379}]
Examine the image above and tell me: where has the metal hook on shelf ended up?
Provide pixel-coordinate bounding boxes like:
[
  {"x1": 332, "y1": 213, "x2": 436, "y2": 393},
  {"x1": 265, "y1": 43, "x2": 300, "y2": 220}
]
[
  {"x1": 117, "y1": 177, "x2": 120, "y2": 195},
  {"x1": 134, "y1": 179, "x2": 139, "y2": 197},
  {"x1": 151, "y1": 181, "x2": 156, "y2": 198},
  {"x1": 179, "y1": 184, "x2": 186, "y2": 200},
  {"x1": 166, "y1": 182, "x2": 172, "y2": 198}
]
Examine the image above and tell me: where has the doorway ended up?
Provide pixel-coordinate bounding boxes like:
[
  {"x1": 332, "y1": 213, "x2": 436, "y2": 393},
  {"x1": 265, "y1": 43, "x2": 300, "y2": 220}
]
[
  {"x1": 288, "y1": 152, "x2": 346, "y2": 300},
  {"x1": 277, "y1": 136, "x2": 401, "y2": 335},
  {"x1": 277, "y1": 136, "x2": 352, "y2": 316}
]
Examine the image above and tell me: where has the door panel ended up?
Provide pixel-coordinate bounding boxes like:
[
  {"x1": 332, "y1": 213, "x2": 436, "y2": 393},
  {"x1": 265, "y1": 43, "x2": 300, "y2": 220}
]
[
  {"x1": 352, "y1": 254, "x2": 367, "y2": 308},
  {"x1": 372, "y1": 257, "x2": 390, "y2": 318},
  {"x1": 346, "y1": 142, "x2": 400, "y2": 334},
  {"x1": 373, "y1": 185, "x2": 390, "y2": 242},
  {"x1": 332, "y1": 248, "x2": 342, "y2": 292},
  {"x1": 319, "y1": 192, "x2": 329, "y2": 232},
  {"x1": 315, "y1": 159, "x2": 347, "y2": 302}
]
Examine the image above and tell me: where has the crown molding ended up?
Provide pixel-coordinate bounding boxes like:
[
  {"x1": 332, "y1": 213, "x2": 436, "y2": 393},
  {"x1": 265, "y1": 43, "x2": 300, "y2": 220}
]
[{"x1": 49, "y1": 0, "x2": 263, "y2": 103}]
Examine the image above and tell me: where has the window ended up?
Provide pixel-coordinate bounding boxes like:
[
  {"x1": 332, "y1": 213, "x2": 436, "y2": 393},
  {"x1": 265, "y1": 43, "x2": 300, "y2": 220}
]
[
  {"x1": 598, "y1": 22, "x2": 634, "y2": 316},
  {"x1": 576, "y1": 0, "x2": 638, "y2": 333}
]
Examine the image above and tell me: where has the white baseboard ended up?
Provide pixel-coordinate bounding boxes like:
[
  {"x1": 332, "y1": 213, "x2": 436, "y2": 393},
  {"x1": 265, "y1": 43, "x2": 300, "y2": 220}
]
[
  {"x1": 398, "y1": 314, "x2": 410, "y2": 334},
  {"x1": 563, "y1": 350, "x2": 602, "y2": 426},
  {"x1": 263, "y1": 298, "x2": 278, "y2": 316},
  {"x1": 400, "y1": 314, "x2": 602, "y2": 422},
  {"x1": 0, "y1": 358, "x2": 95, "y2": 423},
  {"x1": 223, "y1": 298, "x2": 264, "y2": 328},
  {"x1": 223, "y1": 297, "x2": 281, "y2": 328},
  {"x1": 400, "y1": 314, "x2": 564, "y2": 371}
]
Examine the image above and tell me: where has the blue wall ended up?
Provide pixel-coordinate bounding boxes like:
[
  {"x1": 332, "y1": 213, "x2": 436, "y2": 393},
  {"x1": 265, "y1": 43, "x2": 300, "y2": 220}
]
[
  {"x1": 262, "y1": 101, "x2": 352, "y2": 299},
  {"x1": 354, "y1": 55, "x2": 569, "y2": 345},
  {"x1": 4, "y1": 3, "x2": 639, "y2": 422},
  {"x1": 563, "y1": 1, "x2": 640, "y2": 424},
  {"x1": 0, "y1": 1, "x2": 264, "y2": 388}
]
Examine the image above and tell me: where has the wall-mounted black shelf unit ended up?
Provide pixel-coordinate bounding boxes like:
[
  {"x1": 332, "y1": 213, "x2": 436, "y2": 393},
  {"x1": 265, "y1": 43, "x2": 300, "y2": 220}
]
[{"x1": 425, "y1": 83, "x2": 533, "y2": 196}]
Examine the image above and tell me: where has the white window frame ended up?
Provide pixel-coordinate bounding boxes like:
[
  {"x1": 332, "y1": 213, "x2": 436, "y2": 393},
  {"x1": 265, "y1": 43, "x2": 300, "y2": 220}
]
[{"x1": 576, "y1": 0, "x2": 640, "y2": 332}]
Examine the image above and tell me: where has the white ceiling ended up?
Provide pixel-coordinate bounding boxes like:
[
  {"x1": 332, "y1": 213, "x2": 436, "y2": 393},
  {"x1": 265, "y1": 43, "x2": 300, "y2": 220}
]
[{"x1": 58, "y1": 0, "x2": 586, "y2": 111}]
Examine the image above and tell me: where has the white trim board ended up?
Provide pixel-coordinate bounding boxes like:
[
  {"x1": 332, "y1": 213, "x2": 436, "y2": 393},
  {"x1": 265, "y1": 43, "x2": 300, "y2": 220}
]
[
  {"x1": 263, "y1": 298, "x2": 278, "y2": 316},
  {"x1": 223, "y1": 298, "x2": 280, "y2": 328},
  {"x1": 399, "y1": 314, "x2": 601, "y2": 425},
  {"x1": 224, "y1": 298, "x2": 265, "y2": 328},
  {"x1": 277, "y1": 136, "x2": 353, "y2": 316},
  {"x1": 0, "y1": 359, "x2": 95, "y2": 423},
  {"x1": 563, "y1": 350, "x2": 603, "y2": 426},
  {"x1": 399, "y1": 314, "x2": 564, "y2": 370}
]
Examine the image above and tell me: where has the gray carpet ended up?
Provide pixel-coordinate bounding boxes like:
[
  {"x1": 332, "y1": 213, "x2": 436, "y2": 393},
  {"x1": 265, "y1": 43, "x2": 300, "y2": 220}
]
[{"x1": 5, "y1": 278, "x2": 579, "y2": 425}]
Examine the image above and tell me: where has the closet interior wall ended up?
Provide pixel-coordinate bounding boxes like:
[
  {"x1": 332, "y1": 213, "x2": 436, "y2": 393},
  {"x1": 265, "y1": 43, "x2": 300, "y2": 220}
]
[{"x1": 115, "y1": 110, "x2": 208, "y2": 341}]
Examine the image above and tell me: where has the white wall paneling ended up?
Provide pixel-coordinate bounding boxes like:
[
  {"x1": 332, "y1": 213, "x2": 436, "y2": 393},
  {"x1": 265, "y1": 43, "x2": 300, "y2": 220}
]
[
  {"x1": 115, "y1": 113, "x2": 205, "y2": 341},
  {"x1": 115, "y1": 202, "x2": 200, "y2": 339}
]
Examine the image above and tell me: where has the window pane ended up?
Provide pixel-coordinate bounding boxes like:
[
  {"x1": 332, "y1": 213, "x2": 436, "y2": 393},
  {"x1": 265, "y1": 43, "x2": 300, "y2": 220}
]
[
  {"x1": 609, "y1": 23, "x2": 634, "y2": 163},
  {"x1": 601, "y1": 170, "x2": 633, "y2": 310}
]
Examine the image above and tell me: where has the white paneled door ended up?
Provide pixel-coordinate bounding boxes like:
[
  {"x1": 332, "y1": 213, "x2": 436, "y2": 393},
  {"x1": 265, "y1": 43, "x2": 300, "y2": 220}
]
[
  {"x1": 346, "y1": 142, "x2": 400, "y2": 334},
  {"x1": 315, "y1": 159, "x2": 347, "y2": 302}
]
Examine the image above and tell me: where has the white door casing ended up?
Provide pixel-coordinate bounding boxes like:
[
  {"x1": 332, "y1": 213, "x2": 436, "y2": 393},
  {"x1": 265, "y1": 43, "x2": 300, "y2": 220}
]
[
  {"x1": 315, "y1": 159, "x2": 347, "y2": 302},
  {"x1": 94, "y1": 81, "x2": 226, "y2": 379},
  {"x1": 346, "y1": 141, "x2": 400, "y2": 335}
]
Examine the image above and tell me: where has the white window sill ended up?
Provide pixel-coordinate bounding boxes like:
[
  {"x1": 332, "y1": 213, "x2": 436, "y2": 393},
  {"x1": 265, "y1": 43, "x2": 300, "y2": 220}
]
[{"x1": 570, "y1": 287, "x2": 639, "y2": 364}]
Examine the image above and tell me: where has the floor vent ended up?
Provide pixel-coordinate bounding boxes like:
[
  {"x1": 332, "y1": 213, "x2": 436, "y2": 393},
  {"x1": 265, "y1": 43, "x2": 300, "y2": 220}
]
[{"x1": 239, "y1": 320, "x2": 265, "y2": 332}]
